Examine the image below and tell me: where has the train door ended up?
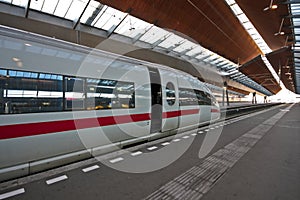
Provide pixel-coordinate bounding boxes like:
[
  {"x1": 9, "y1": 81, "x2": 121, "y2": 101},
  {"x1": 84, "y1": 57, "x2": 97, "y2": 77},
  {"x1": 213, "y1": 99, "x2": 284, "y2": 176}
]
[
  {"x1": 159, "y1": 69, "x2": 179, "y2": 132},
  {"x1": 148, "y1": 67, "x2": 162, "y2": 133}
]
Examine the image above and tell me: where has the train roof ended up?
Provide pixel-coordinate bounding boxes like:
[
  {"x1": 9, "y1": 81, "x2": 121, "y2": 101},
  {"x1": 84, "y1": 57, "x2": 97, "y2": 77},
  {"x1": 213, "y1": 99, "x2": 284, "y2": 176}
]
[{"x1": 0, "y1": 25, "x2": 197, "y2": 80}]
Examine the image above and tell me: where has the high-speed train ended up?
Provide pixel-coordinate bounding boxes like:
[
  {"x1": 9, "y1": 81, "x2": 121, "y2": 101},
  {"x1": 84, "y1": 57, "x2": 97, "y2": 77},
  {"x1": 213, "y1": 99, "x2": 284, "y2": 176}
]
[{"x1": 0, "y1": 26, "x2": 220, "y2": 179}]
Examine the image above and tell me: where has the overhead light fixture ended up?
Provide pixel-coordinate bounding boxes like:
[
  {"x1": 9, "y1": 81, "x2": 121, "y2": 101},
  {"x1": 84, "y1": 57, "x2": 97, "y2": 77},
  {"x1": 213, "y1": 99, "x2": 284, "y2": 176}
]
[
  {"x1": 263, "y1": 0, "x2": 278, "y2": 11},
  {"x1": 274, "y1": 18, "x2": 285, "y2": 36}
]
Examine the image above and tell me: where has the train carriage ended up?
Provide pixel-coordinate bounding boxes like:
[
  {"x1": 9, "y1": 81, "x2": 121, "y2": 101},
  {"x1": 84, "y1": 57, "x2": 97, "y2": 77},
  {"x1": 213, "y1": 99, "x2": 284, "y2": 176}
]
[{"x1": 0, "y1": 26, "x2": 220, "y2": 179}]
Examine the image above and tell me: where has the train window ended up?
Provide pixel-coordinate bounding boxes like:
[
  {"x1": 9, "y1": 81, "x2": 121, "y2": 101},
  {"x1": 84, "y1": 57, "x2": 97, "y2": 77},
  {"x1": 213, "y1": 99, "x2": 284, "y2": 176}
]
[
  {"x1": 0, "y1": 69, "x2": 7, "y2": 76},
  {"x1": 179, "y1": 88, "x2": 198, "y2": 106},
  {"x1": 86, "y1": 78, "x2": 135, "y2": 110},
  {"x1": 179, "y1": 88, "x2": 213, "y2": 106},
  {"x1": 2, "y1": 69, "x2": 63, "y2": 114},
  {"x1": 65, "y1": 77, "x2": 85, "y2": 110},
  {"x1": 195, "y1": 90, "x2": 211, "y2": 105},
  {"x1": 203, "y1": 92, "x2": 212, "y2": 105},
  {"x1": 211, "y1": 95, "x2": 218, "y2": 106},
  {"x1": 166, "y1": 82, "x2": 176, "y2": 106},
  {"x1": 0, "y1": 68, "x2": 135, "y2": 114}
]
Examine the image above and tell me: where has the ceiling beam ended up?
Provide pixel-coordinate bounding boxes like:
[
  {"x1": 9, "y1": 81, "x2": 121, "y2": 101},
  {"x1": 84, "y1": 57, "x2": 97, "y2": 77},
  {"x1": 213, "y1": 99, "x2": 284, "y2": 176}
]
[{"x1": 25, "y1": 0, "x2": 31, "y2": 18}]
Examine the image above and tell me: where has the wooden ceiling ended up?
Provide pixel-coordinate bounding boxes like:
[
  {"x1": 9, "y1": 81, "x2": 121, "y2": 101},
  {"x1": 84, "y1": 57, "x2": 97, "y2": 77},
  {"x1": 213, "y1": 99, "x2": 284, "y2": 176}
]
[
  {"x1": 239, "y1": 55, "x2": 281, "y2": 94},
  {"x1": 266, "y1": 47, "x2": 295, "y2": 92},
  {"x1": 98, "y1": 0, "x2": 295, "y2": 94}
]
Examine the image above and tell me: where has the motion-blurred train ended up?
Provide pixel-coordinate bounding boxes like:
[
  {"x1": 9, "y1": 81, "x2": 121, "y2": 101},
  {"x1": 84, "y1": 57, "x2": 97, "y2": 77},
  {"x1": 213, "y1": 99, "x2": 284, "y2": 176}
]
[{"x1": 0, "y1": 26, "x2": 220, "y2": 179}]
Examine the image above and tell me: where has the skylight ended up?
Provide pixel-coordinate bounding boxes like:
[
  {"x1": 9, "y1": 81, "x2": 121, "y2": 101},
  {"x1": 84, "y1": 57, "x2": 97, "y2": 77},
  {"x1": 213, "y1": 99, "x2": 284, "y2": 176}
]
[
  {"x1": 224, "y1": 0, "x2": 271, "y2": 54},
  {"x1": 224, "y1": 0, "x2": 283, "y2": 91}
]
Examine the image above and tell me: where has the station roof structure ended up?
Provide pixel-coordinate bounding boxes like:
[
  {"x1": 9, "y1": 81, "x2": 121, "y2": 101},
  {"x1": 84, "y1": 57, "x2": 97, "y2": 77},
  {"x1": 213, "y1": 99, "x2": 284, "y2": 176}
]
[{"x1": 0, "y1": 0, "x2": 299, "y2": 95}]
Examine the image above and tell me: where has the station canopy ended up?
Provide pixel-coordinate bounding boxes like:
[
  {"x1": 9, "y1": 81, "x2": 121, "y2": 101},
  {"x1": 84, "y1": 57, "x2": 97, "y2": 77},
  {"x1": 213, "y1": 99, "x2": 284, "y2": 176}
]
[{"x1": 1, "y1": 0, "x2": 299, "y2": 95}]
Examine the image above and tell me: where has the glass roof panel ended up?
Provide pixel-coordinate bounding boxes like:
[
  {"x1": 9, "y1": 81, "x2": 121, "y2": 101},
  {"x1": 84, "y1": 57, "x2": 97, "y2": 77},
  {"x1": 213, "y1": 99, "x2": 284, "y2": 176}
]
[
  {"x1": 237, "y1": 14, "x2": 248, "y2": 23},
  {"x1": 225, "y1": 0, "x2": 235, "y2": 6},
  {"x1": 115, "y1": 15, "x2": 151, "y2": 38},
  {"x1": 80, "y1": 1, "x2": 101, "y2": 23},
  {"x1": 231, "y1": 4, "x2": 243, "y2": 15},
  {"x1": 293, "y1": 18, "x2": 300, "y2": 23},
  {"x1": 158, "y1": 33, "x2": 185, "y2": 49},
  {"x1": 65, "y1": 0, "x2": 89, "y2": 21},
  {"x1": 12, "y1": 0, "x2": 28, "y2": 7},
  {"x1": 210, "y1": 58, "x2": 223, "y2": 65},
  {"x1": 203, "y1": 54, "x2": 219, "y2": 62},
  {"x1": 90, "y1": 5, "x2": 107, "y2": 26},
  {"x1": 242, "y1": 21, "x2": 253, "y2": 30},
  {"x1": 195, "y1": 51, "x2": 211, "y2": 60},
  {"x1": 93, "y1": 6, "x2": 126, "y2": 31},
  {"x1": 42, "y1": 0, "x2": 59, "y2": 14},
  {"x1": 172, "y1": 40, "x2": 197, "y2": 53},
  {"x1": 30, "y1": 0, "x2": 44, "y2": 10},
  {"x1": 139, "y1": 26, "x2": 170, "y2": 44},
  {"x1": 216, "y1": 60, "x2": 228, "y2": 66},
  {"x1": 1, "y1": 0, "x2": 11, "y2": 4},
  {"x1": 185, "y1": 46, "x2": 204, "y2": 57},
  {"x1": 53, "y1": 0, "x2": 72, "y2": 18}
]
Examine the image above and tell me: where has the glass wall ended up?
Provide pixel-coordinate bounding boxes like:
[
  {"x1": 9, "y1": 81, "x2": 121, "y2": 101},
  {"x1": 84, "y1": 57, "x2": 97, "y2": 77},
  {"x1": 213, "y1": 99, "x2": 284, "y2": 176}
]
[{"x1": 0, "y1": 68, "x2": 135, "y2": 114}]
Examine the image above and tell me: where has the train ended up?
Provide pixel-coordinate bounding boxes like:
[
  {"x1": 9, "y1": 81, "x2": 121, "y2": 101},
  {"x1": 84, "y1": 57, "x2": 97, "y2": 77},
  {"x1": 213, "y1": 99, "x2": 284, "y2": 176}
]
[{"x1": 0, "y1": 26, "x2": 220, "y2": 180}]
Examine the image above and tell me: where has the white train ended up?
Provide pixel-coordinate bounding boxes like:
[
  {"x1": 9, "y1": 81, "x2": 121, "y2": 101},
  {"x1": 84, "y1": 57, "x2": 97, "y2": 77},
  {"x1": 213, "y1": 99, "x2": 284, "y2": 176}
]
[{"x1": 0, "y1": 26, "x2": 220, "y2": 180}]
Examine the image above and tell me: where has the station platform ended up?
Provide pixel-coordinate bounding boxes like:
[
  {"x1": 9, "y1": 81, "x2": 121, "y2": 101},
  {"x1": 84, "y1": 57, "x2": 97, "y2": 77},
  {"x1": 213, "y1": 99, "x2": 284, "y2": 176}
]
[{"x1": 0, "y1": 103, "x2": 299, "y2": 200}]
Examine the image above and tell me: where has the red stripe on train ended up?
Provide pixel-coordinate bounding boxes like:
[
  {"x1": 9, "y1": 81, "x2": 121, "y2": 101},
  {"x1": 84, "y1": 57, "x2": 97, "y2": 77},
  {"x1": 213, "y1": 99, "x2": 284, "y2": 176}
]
[
  {"x1": 0, "y1": 108, "x2": 203, "y2": 140},
  {"x1": 211, "y1": 108, "x2": 220, "y2": 113},
  {"x1": 162, "y1": 109, "x2": 200, "y2": 118},
  {"x1": 0, "y1": 113, "x2": 150, "y2": 140}
]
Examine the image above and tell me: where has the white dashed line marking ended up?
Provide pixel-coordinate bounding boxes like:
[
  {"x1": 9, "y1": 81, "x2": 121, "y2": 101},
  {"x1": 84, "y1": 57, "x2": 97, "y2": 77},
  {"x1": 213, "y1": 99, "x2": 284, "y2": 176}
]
[
  {"x1": 46, "y1": 175, "x2": 68, "y2": 185},
  {"x1": 280, "y1": 109, "x2": 290, "y2": 112},
  {"x1": 131, "y1": 151, "x2": 143, "y2": 156},
  {"x1": 0, "y1": 188, "x2": 25, "y2": 200},
  {"x1": 82, "y1": 165, "x2": 100, "y2": 173},
  {"x1": 147, "y1": 146, "x2": 158, "y2": 151},
  {"x1": 109, "y1": 157, "x2": 124, "y2": 164},
  {"x1": 198, "y1": 131, "x2": 204, "y2": 134},
  {"x1": 182, "y1": 136, "x2": 189, "y2": 139},
  {"x1": 161, "y1": 142, "x2": 170, "y2": 146},
  {"x1": 210, "y1": 127, "x2": 215, "y2": 130},
  {"x1": 215, "y1": 126, "x2": 219, "y2": 128},
  {"x1": 191, "y1": 133, "x2": 197, "y2": 136},
  {"x1": 173, "y1": 139, "x2": 181, "y2": 142},
  {"x1": 205, "y1": 129, "x2": 210, "y2": 132}
]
